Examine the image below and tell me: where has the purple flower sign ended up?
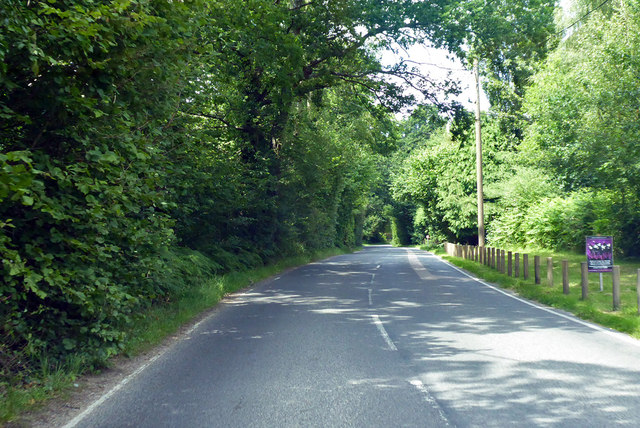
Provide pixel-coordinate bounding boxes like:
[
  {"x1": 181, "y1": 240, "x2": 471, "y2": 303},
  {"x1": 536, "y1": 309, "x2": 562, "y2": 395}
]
[{"x1": 586, "y1": 236, "x2": 613, "y2": 272}]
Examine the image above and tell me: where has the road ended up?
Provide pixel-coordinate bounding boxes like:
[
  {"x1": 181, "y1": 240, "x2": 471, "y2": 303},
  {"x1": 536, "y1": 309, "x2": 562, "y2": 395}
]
[{"x1": 64, "y1": 246, "x2": 640, "y2": 427}]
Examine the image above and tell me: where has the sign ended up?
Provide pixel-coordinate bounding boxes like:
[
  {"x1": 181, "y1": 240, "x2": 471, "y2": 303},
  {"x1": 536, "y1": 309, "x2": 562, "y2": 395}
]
[{"x1": 586, "y1": 236, "x2": 613, "y2": 273}]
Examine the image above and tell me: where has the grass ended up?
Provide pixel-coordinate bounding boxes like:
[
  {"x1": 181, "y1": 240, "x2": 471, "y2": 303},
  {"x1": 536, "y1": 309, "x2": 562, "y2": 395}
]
[
  {"x1": 0, "y1": 355, "x2": 84, "y2": 425},
  {"x1": 428, "y1": 245, "x2": 640, "y2": 338},
  {"x1": 0, "y1": 246, "x2": 353, "y2": 425}
]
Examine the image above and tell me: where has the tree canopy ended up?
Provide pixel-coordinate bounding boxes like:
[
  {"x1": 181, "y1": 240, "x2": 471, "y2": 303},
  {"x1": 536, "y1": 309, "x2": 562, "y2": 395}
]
[{"x1": 5, "y1": 0, "x2": 634, "y2": 395}]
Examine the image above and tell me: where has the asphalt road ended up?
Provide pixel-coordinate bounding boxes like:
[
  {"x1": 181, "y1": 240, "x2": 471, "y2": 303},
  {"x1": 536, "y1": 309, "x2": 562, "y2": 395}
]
[{"x1": 64, "y1": 246, "x2": 640, "y2": 427}]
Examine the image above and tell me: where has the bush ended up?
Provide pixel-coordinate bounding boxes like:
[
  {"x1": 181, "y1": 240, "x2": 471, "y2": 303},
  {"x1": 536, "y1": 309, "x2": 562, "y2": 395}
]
[{"x1": 501, "y1": 188, "x2": 640, "y2": 256}]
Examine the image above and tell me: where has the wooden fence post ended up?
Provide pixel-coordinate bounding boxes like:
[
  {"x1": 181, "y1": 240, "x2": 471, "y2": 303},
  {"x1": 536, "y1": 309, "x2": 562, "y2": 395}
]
[
  {"x1": 492, "y1": 248, "x2": 496, "y2": 269},
  {"x1": 613, "y1": 265, "x2": 621, "y2": 311},
  {"x1": 637, "y1": 269, "x2": 640, "y2": 315},
  {"x1": 547, "y1": 257, "x2": 554, "y2": 287},
  {"x1": 501, "y1": 250, "x2": 506, "y2": 274},
  {"x1": 523, "y1": 254, "x2": 529, "y2": 280},
  {"x1": 581, "y1": 262, "x2": 588, "y2": 300},
  {"x1": 534, "y1": 255, "x2": 540, "y2": 284},
  {"x1": 562, "y1": 260, "x2": 569, "y2": 295},
  {"x1": 514, "y1": 253, "x2": 520, "y2": 278},
  {"x1": 507, "y1": 251, "x2": 513, "y2": 277}
]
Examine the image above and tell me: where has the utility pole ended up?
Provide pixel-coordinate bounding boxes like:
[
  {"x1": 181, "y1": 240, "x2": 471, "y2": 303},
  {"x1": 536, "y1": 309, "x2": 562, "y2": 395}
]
[{"x1": 474, "y1": 58, "x2": 485, "y2": 247}]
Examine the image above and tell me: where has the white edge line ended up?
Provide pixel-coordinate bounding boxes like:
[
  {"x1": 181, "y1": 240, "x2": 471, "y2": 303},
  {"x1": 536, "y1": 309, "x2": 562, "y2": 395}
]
[
  {"x1": 409, "y1": 379, "x2": 452, "y2": 427},
  {"x1": 432, "y1": 252, "x2": 640, "y2": 348},
  {"x1": 61, "y1": 353, "x2": 162, "y2": 428},
  {"x1": 63, "y1": 312, "x2": 214, "y2": 428},
  {"x1": 372, "y1": 314, "x2": 397, "y2": 351}
]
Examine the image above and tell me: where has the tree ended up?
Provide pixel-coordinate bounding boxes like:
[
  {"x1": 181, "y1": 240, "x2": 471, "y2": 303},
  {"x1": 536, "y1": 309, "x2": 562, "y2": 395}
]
[
  {"x1": 1, "y1": 0, "x2": 197, "y2": 362},
  {"x1": 525, "y1": 0, "x2": 640, "y2": 195},
  {"x1": 521, "y1": 0, "x2": 640, "y2": 254}
]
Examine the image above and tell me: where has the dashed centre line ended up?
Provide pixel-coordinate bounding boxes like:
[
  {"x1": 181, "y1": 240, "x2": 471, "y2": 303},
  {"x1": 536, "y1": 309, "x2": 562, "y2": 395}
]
[
  {"x1": 371, "y1": 314, "x2": 397, "y2": 351},
  {"x1": 368, "y1": 273, "x2": 376, "y2": 306}
]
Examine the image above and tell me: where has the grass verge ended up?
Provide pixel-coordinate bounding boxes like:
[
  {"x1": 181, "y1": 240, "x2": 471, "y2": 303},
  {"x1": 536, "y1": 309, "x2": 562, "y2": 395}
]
[
  {"x1": 1, "y1": 246, "x2": 353, "y2": 425},
  {"x1": 426, "y1": 245, "x2": 640, "y2": 339}
]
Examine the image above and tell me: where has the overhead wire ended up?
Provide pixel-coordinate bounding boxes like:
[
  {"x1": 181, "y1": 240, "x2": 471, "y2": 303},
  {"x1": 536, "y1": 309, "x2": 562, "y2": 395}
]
[{"x1": 555, "y1": 0, "x2": 612, "y2": 36}]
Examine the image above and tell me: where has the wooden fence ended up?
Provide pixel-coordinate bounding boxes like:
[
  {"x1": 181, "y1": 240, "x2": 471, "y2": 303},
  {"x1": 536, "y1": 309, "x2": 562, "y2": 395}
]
[{"x1": 444, "y1": 243, "x2": 637, "y2": 313}]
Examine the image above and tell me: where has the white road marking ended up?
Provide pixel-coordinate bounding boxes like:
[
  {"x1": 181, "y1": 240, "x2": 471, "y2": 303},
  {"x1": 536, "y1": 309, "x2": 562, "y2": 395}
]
[
  {"x1": 62, "y1": 311, "x2": 217, "y2": 428},
  {"x1": 368, "y1": 273, "x2": 375, "y2": 305},
  {"x1": 407, "y1": 251, "x2": 435, "y2": 281},
  {"x1": 61, "y1": 353, "x2": 163, "y2": 428},
  {"x1": 371, "y1": 314, "x2": 397, "y2": 351},
  {"x1": 185, "y1": 317, "x2": 209, "y2": 336},
  {"x1": 409, "y1": 379, "x2": 452, "y2": 426},
  {"x1": 435, "y1": 253, "x2": 640, "y2": 348}
]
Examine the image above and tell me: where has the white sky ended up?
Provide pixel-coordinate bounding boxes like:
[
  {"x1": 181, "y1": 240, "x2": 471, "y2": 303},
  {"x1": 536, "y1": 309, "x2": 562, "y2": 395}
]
[
  {"x1": 379, "y1": 0, "x2": 575, "y2": 116},
  {"x1": 380, "y1": 43, "x2": 490, "y2": 116}
]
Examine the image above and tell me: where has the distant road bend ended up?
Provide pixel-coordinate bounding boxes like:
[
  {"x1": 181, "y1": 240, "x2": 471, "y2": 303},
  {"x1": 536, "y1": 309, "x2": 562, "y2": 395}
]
[{"x1": 65, "y1": 245, "x2": 640, "y2": 427}]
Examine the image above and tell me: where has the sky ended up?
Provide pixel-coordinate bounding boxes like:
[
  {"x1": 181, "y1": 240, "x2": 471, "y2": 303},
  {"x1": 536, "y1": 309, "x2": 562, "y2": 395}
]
[
  {"x1": 379, "y1": 43, "x2": 491, "y2": 116},
  {"x1": 379, "y1": 0, "x2": 574, "y2": 117}
]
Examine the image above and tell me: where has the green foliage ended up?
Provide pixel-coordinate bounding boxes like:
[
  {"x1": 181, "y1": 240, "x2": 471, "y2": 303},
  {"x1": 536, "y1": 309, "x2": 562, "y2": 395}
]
[
  {"x1": 521, "y1": 191, "x2": 602, "y2": 251},
  {"x1": 519, "y1": 190, "x2": 640, "y2": 255},
  {"x1": 486, "y1": 166, "x2": 560, "y2": 247},
  {"x1": 389, "y1": 202, "x2": 414, "y2": 246},
  {"x1": 524, "y1": 0, "x2": 640, "y2": 195},
  {"x1": 394, "y1": 129, "x2": 477, "y2": 241},
  {"x1": 518, "y1": 0, "x2": 640, "y2": 255},
  {"x1": 363, "y1": 196, "x2": 390, "y2": 244},
  {"x1": 1, "y1": 0, "x2": 404, "y2": 389},
  {"x1": 1, "y1": 0, "x2": 194, "y2": 370},
  {"x1": 431, "y1": 0, "x2": 557, "y2": 116}
]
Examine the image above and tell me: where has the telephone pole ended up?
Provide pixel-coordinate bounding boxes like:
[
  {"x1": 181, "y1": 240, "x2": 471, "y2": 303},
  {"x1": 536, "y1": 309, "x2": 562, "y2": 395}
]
[{"x1": 474, "y1": 59, "x2": 485, "y2": 247}]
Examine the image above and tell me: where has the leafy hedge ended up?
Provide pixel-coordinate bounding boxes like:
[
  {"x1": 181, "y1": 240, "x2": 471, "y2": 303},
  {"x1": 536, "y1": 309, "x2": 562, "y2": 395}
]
[
  {"x1": 1, "y1": 0, "x2": 390, "y2": 385},
  {"x1": 1, "y1": 0, "x2": 192, "y2": 373}
]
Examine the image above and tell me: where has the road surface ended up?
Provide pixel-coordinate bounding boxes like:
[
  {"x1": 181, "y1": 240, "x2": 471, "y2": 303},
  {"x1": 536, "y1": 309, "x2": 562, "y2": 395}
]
[{"x1": 64, "y1": 246, "x2": 640, "y2": 427}]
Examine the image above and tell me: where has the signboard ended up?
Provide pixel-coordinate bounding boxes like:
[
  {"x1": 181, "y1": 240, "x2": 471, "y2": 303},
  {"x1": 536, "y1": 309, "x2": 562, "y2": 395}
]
[{"x1": 586, "y1": 236, "x2": 613, "y2": 273}]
